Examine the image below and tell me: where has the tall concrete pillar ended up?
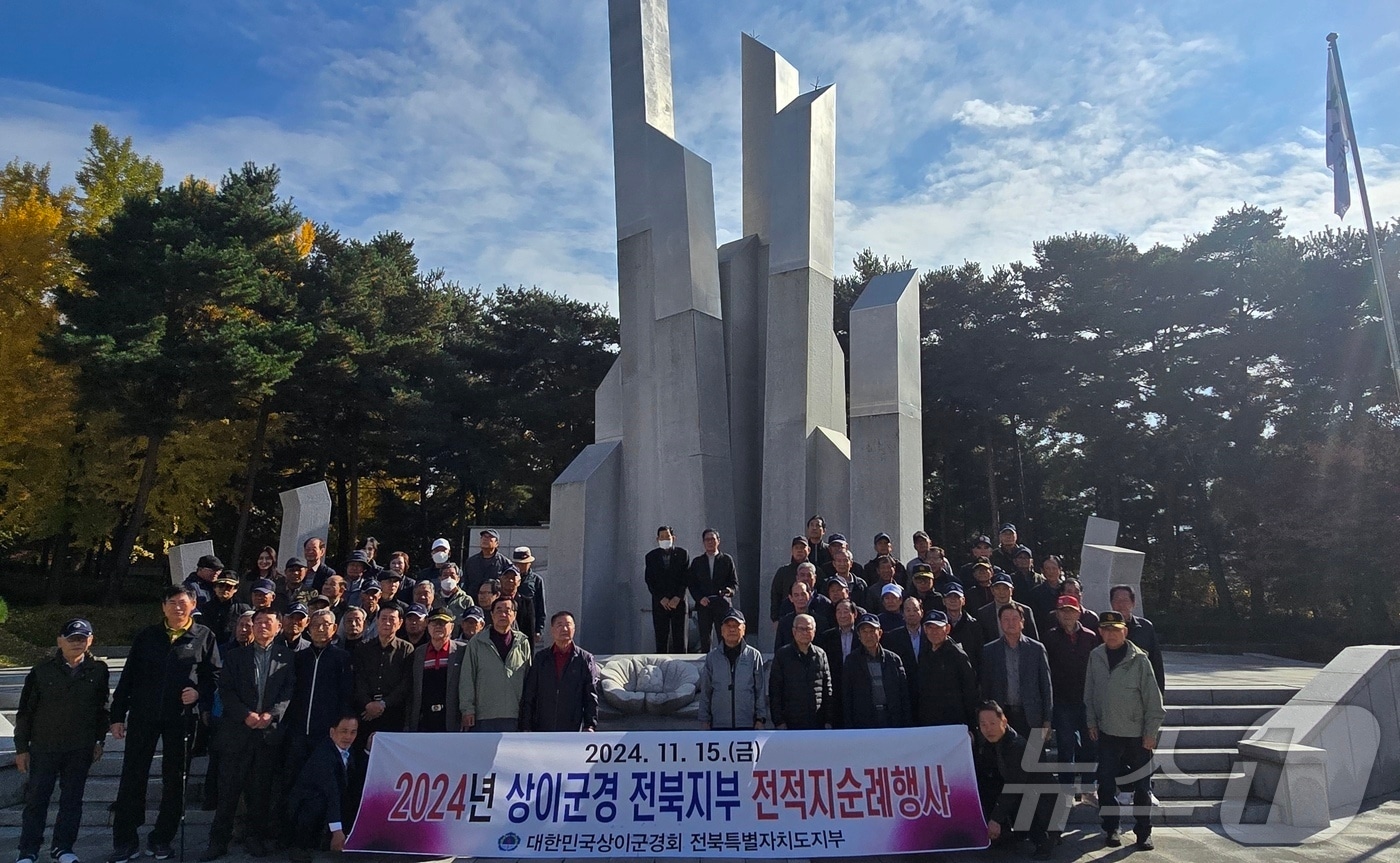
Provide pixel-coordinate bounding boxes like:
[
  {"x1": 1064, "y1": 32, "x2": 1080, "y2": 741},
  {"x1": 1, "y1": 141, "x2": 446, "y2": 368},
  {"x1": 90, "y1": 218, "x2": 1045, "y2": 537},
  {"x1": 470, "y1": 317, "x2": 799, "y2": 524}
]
[
  {"x1": 848, "y1": 270, "x2": 923, "y2": 563},
  {"x1": 277, "y1": 481, "x2": 331, "y2": 570}
]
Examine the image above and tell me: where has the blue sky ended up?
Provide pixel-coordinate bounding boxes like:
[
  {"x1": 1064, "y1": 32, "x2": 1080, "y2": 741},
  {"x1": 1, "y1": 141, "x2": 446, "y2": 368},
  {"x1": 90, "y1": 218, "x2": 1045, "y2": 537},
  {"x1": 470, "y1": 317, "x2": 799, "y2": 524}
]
[{"x1": 3, "y1": 0, "x2": 1398, "y2": 308}]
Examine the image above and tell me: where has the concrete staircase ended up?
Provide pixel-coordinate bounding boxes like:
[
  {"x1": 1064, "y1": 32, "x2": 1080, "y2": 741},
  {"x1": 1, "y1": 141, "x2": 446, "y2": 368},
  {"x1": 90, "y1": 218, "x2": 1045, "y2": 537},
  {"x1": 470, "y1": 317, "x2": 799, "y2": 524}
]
[{"x1": 1062, "y1": 682, "x2": 1298, "y2": 825}]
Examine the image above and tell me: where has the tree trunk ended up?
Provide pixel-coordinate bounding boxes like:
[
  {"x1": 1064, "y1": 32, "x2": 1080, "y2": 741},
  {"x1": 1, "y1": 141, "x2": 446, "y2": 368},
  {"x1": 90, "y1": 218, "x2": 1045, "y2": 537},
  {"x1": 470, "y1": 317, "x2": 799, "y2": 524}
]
[
  {"x1": 45, "y1": 529, "x2": 73, "y2": 605},
  {"x1": 230, "y1": 403, "x2": 272, "y2": 572},
  {"x1": 334, "y1": 466, "x2": 351, "y2": 560},
  {"x1": 1158, "y1": 479, "x2": 1181, "y2": 612},
  {"x1": 349, "y1": 465, "x2": 361, "y2": 556},
  {"x1": 105, "y1": 433, "x2": 165, "y2": 603},
  {"x1": 1011, "y1": 415, "x2": 1030, "y2": 538},
  {"x1": 1190, "y1": 476, "x2": 1236, "y2": 616},
  {"x1": 984, "y1": 435, "x2": 999, "y2": 531}
]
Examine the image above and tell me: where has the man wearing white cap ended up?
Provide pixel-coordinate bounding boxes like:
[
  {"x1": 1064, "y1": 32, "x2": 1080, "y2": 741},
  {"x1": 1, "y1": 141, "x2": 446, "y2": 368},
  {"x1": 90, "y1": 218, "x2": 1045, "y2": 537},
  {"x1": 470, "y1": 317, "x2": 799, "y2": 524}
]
[{"x1": 416, "y1": 537, "x2": 456, "y2": 589}]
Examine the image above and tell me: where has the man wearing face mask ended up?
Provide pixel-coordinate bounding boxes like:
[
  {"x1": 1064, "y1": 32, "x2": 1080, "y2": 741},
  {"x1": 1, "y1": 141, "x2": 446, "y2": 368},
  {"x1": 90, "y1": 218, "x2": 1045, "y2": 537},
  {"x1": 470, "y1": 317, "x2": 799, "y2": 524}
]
[
  {"x1": 437, "y1": 564, "x2": 475, "y2": 620},
  {"x1": 644, "y1": 526, "x2": 689, "y2": 653},
  {"x1": 417, "y1": 538, "x2": 456, "y2": 590},
  {"x1": 464, "y1": 529, "x2": 511, "y2": 598}
]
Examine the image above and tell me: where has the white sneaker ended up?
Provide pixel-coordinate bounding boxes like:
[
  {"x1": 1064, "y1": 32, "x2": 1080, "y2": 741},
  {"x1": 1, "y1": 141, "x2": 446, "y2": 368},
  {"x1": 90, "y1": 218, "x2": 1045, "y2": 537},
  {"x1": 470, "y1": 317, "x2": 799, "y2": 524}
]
[
  {"x1": 18, "y1": 855, "x2": 39, "y2": 863},
  {"x1": 57, "y1": 854, "x2": 81, "y2": 863}
]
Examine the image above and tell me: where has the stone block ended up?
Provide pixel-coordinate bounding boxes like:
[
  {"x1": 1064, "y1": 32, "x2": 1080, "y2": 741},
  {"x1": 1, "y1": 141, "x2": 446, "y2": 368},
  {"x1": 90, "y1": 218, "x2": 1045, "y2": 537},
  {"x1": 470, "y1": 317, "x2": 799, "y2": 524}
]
[
  {"x1": 718, "y1": 235, "x2": 767, "y2": 592},
  {"x1": 595, "y1": 357, "x2": 624, "y2": 443},
  {"x1": 769, "y1": 86, "x2": 835, "y2": 279},
  {"x1": 1079, "y1": 543, "x2": 1145, "y2": 618},
  {"x1": 740, "y1": 34, "x2": 798, "y2": 243},
  {"x1": 550, "y1": 441, "x2": 624, "y2": 651},
  {"x1": 168, "y1": 540, "x2": 215, "y2": 586},
  {"x1": 278, "y1": 482, "x2": 332, "y2": 571},
  {"x1": 1082, "y1": 516, "x2": 1119, "y2": 547}
]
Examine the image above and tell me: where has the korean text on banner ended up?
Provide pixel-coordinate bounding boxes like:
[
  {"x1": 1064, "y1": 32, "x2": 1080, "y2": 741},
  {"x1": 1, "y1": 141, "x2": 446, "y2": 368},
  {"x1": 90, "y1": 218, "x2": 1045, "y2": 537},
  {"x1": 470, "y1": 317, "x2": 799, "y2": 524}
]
[{"x1": 346, "y1": 728, "x2": 988, "y2": 858}]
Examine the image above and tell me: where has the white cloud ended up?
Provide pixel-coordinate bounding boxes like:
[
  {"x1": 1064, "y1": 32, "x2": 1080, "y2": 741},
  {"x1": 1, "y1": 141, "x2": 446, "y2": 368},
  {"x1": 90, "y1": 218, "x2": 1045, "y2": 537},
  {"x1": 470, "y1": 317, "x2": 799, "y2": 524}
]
[{"x1": 953, "y1": 99, "x2": 1040, "y2": 129}]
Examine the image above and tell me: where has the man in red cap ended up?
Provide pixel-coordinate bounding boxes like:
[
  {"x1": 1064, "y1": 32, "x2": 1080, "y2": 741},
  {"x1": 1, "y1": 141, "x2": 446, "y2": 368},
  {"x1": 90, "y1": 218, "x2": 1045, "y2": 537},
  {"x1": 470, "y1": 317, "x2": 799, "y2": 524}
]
[{"x1": 1042, "y1": 594, "x2": 1101, "y2": 797}]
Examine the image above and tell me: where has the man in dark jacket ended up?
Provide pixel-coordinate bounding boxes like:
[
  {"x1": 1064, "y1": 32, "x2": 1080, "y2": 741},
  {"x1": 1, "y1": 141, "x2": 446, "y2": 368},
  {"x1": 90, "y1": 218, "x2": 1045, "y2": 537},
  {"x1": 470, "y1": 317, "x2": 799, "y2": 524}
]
[
  {"x1": 942, "y1": 585, "x2": 982, "y2": 675},
  {"x1": 303, "y1": 537, "x2": 337, "y2": 592},
  {"x1": 201, "y1": 573, "x2": 250, "y2": 646},
  {"x1": 286, "y1": 715, "x2": 364, "y2": 863},
  {"x1": 768, "y1": 614, "x2": 832, "y2": 730},
  {"x1": 1110, "y1": 585, "x2": 1165, "y2": 693},
  {"x1": 107, "y1": 585, "x2": 221, "y2": 863},
  {"x1": 1043, "y1": 595, "x2": 1101, "y2": 791},
  {"x1": 914, "y1": 610, "x2": 979, "y2": 731},
  {"x1": 842, "y1": 614, "x2": 910, "y2": 728},
  {"x1": 281, "y1": 608, "x2": 354, "y2": 842},
  {"x1": 976, "y1": 572, "x2": 1040, "y2": 644},
  {"x1": 978, "y1": 700, "x2": 1059, "y2": 860},
  {"x1": 182, "y1": 554, "x2": 223, "y2": 610},
  {"x1": 880, "y1": 596, "x2": 927, "y2": 709},
  {"x1": 769, "y1": 536, "x2": 811, "y2": 624},
  {"x1": 200, "y1": 609, "x2": 296, "y2": 860},
  {"x1": 989, "y1": 525, "x2": 1025, "y2": 578},
  {"x1": 644, "y1": 526, "x2": 690, "y2": 653},
  {"x1": 816, "y1": 600, "x2": 859, "y2": 728},
  {"x1": 14, "y1": 618, "x2": 109, "y2": 863},
  {"x1": 688, "y1": 528, "x2": 739, "y2": 653},
  {"x1": 352, "y1": 606, "x2": 415, "y2": 746},
  {"x1": 463, "y1": 529, "x2": 511, "y2": 598},
  {"x1": 980, "y1": 605, "x2": 1053, "y2": 739},
  {"x1": 518, "y1": 611, "x2": 600, "y2": 732}
]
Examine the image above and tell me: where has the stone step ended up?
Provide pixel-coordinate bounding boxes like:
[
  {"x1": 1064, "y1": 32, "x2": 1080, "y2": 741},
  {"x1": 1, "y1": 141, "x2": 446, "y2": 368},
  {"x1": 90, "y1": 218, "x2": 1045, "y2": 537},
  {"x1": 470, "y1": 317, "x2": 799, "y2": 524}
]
[
  {"x1": 1164, "y1": 686, "x2": 1298, "y2": 707},
  {"x1": 1158, "y1": 725, "x2": 1255, "y2": 749},
  {"x1": 1154, "y1": 771, "x2": 1246, "y2": 799},
  {"x1": 0, "y1": 804, "x2": 214, "y2": 827},
  {"x1": 1158, "y1": 747, "x2": 1235, "y2": 773},
  {"x1": 1163, "y1": 704, "x2": 1278, "y2": 726}
]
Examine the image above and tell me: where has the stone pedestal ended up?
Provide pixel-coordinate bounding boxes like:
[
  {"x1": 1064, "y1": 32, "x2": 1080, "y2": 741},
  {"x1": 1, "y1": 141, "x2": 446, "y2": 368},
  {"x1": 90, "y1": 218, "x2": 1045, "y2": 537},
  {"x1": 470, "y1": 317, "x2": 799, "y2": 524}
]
[
  {"x1": 277, "y1": 481, "x2": 332, "y2": 571},
  {"x1": 1082, "y1": 515, "x2": 1119, "y2": 548},
  {"x1": 168, "y1": 540, "x2": 215, "y2": 586},
  {"x1": 549, "y1": 442, "x2": 625, "y2": 649},
  {"x1": 1079, "y1": 543, "x2": 1145, "y2": 617}
]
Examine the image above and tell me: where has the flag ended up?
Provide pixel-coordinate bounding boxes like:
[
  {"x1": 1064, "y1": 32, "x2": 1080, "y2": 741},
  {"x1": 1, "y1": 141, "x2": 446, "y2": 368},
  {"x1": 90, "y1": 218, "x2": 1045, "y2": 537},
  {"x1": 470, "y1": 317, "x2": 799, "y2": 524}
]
[{"x1": 1326, "y1": 49, "x2": 1350, "y2": 219}]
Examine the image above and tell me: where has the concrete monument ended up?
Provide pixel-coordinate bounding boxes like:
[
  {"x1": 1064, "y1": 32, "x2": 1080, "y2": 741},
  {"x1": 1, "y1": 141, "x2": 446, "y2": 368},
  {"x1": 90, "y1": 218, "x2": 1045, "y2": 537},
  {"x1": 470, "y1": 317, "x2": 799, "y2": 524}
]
[
  {"x1": 277, "y1": 481, "x2": 332, "y2": 571},
  {"x1": 167, "y1": 540, "x2": 215, "y2": 586},
  {"x1": 551, "y1": 0, "x2": 922, "y2": 650},
  {"x1": 849, "y1": 270, "x2": 924, "y2": 561}
]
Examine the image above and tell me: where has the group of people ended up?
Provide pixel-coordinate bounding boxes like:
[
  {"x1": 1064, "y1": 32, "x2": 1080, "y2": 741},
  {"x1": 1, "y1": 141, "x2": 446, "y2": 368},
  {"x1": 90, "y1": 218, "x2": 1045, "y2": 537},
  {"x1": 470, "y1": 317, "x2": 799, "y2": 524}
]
[
  {"x1": 12, "y1": 531, "x2": 592, "y2": 863},
  {"x1": 659, "y1": 518, "x2": 1168, "y2": 860},
  {"x1": 14, "y1": 520, "x2": 1167, "y2": 863}
]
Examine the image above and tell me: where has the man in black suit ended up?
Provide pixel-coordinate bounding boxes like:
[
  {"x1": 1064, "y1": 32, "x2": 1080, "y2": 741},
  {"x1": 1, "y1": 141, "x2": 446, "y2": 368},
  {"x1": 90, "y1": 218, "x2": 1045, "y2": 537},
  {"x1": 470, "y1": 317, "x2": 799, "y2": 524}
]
[
  {"x1": 304, "y1": 537, "x2": 337, "y2": 593},
  {"x1": 287, "y1": 715, "x2": 364, "y2": 863},
  {"x1": 880, "y1": 596, "x2": 927, "y2": 710},
  {"x1": 644, "y1": 526, "x2": 689, "y2": 653},
  {"x1": 980, "y1": 605, "x2": 1053, "y2": 739},
  {"x1": 816, "y1": 600, "x2": 860, "y2": 728},
  {"x1": 1110, "y1": 585, "x2": 1165, "y2": 693},
  {"x1": 201, "y1": 608, "x2": 296, "y2": 860},
  {"x1": 687, "y1": 528, "x2": 738, "y2": 653}
]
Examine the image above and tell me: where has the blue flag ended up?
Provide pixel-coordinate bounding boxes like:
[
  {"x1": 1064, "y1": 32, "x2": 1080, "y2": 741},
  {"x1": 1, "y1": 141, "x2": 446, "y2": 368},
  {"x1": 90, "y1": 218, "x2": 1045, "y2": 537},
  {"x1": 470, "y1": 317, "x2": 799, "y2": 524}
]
[{"x1": 1326, "y1": 51, "x2": 1350, "y2": 219}]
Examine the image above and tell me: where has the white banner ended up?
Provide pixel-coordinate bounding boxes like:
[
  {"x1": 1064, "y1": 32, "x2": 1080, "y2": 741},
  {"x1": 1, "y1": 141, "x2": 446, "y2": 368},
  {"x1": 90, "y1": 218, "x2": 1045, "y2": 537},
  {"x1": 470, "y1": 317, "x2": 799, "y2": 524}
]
[{"x1": 346, "y1": 728, "x2": 988, "y2": 858}]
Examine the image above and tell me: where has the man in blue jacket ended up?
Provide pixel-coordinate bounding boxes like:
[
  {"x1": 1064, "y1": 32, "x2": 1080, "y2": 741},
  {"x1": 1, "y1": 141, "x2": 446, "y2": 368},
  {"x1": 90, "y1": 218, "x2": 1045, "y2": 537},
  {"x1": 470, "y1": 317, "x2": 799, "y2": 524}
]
[
  {"x1": 518, "y1": 611, "x2": 599, "y2": 732},
  {"x1": 107, "y1": 585, "x2": 221, "y2": 863},
  {"x1": 980, "y1": 604, "x2": 1052, "y2": 740}
]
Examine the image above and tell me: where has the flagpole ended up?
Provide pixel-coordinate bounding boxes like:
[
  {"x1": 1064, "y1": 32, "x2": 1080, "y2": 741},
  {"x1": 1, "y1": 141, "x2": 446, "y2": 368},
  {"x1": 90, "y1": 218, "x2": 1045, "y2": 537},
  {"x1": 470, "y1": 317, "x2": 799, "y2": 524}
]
[{"x1": 1328, "y1": 33, "x2": 1400, "y2": 406}]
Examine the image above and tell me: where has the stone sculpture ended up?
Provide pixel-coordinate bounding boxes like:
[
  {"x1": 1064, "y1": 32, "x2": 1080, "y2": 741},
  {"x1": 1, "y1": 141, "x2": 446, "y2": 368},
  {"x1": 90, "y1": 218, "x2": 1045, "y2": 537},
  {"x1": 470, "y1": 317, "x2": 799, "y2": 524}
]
[{"x1": 277, "y1": 481, "x2": 332, "y2": 572}]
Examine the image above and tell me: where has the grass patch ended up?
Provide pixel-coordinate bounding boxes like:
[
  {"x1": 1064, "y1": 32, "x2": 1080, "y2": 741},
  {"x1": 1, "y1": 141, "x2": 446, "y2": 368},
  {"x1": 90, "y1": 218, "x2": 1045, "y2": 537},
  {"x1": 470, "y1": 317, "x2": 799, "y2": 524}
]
[{"x1": 0, "y1": 603, "x2": 157, "y2": 667}]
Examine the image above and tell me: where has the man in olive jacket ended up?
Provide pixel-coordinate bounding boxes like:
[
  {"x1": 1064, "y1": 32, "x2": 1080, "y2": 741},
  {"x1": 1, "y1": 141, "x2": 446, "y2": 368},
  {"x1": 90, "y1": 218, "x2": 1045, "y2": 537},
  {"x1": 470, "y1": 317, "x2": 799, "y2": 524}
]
[
  {"x1": 14, "y1": 618, "x2": 109, "y2": 863},
  {"x1": 459, "y1": 596, "x2": 533, "y2": 732},
  {"x1": 1084, "y1": 611, "x2": 1166, "y2": 852}
]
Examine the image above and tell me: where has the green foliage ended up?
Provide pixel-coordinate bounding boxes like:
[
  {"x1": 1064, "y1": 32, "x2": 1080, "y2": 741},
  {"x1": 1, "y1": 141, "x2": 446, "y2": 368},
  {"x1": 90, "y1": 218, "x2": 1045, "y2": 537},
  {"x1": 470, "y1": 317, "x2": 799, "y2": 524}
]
[{"x1": 75, "y1": 123, "x2": 164, "y2": 232}]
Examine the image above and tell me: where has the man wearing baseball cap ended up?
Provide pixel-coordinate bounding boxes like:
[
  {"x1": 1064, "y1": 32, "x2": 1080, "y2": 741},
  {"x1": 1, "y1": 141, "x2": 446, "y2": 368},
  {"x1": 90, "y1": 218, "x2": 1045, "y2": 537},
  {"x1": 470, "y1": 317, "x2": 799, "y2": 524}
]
[
  {"x1": 914, "y1": 609, "x2": 978, "y2": 731},
  {"x1": 698, "y1": 610, "x2": 766, "y2": 730},
  {"x1": 1084, "y1": 611, "x2": 1165, "y2": 851},
  {"x1": 842, "y1": 613, "x2": 910, "y2": 729},
  {"x1": 14, "y1": 619, "x2": 109, "y2": 863},
  {"x1": 464, "y1": 529, "x2": 511, "y2": 598},
  {"x1": 407, "y1": 610, "x2": 466, "y2": 733},
  {"x1": 1043, "y1": 595, "x2": 1101, "y2": 795}
]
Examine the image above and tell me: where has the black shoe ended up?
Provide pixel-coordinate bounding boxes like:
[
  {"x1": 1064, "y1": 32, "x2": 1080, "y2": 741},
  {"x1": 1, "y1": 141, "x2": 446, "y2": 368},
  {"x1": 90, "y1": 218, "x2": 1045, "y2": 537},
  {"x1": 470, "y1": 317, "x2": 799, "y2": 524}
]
[
  {"x1": 1105, "y1": 830, "x2": 1122, "y2": 847},
  {"x1": 197, "y1": 846, "x2": 226, "y2": 863},
  {"x1": 1031, "y1": 839, "x2": 1054, "y2": 860},
  {"x1": 147, "y1": 842, "x2": 173, "y2": 861},
  {"x1": 1136, "y1": 834, "x2": 1155, "y2": 851},
  {"x1": 105, "y1": 848, "x2": 139, "y2": 863},
  {"x1": 245, "y1": 837, "x2": 268, "y2": 858},
  {"x1": 288, "y1": 848, "x2": 313, "y2": 863}
]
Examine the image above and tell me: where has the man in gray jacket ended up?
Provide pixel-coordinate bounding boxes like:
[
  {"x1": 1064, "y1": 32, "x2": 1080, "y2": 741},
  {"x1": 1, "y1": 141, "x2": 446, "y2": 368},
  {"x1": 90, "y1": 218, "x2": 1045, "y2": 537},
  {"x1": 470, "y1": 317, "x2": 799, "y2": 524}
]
[
  {"x1": 1084, "y1": 610, "x2": 1166, "y2": 852},
  {"x1": 698, "y1": 610, "x2": 766, "y2": 730},
  {"x1": 980, "y1": 604, "x2": 1052, "y2": 740}
]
